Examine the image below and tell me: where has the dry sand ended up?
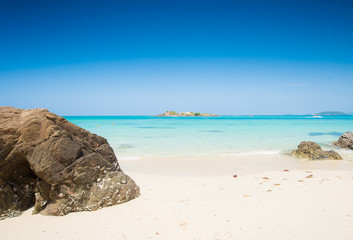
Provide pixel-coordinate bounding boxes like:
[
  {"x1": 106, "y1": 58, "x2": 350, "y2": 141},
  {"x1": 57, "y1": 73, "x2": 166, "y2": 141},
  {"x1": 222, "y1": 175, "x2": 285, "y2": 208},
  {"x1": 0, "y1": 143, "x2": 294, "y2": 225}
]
[{"x1": 1, "y1": 154, "x2": 353, "y2": 240}]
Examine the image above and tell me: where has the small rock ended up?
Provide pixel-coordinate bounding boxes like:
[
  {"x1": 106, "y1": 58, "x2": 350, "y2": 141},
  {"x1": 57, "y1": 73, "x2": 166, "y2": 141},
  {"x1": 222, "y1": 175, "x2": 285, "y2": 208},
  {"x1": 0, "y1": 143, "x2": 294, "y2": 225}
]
[
  {"x1": 290, "y1": 141, "x2": 342, "y2": 160},
  {"x1": 179, "y1": 221, "x2": 187, "y2": 226},
  {"x1": 334, "y1": 132, "x2": 353, "y2": 150}
]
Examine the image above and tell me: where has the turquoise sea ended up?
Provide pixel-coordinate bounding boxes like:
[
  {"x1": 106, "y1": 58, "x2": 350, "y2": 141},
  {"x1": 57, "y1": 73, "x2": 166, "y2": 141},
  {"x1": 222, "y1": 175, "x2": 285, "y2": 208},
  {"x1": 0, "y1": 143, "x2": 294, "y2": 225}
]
[{"x1": 64, "y1": 115, "x2": 353, "y2": 160}]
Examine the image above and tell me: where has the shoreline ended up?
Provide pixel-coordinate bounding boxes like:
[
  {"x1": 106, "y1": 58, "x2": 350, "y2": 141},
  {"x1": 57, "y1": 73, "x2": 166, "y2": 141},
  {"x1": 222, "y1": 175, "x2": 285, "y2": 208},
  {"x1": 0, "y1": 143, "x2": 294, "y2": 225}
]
[
  {"x1": 119, "y1": 152, "x2": 353, "y2": 177},
  {"x1": 1, "y1": 166, "x2": 352, "y2": 239},
  {"x1": 1, "y1": 128, "x2": 353, "y2": 239}
]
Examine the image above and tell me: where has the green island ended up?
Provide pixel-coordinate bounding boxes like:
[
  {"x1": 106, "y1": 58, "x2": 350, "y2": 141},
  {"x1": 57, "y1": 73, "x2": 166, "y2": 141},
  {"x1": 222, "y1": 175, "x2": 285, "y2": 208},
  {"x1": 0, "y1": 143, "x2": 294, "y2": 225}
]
[
  {"x1": 158, "y1": 110, "x2": 218, "y2": 117},
  {"x1": 316, "y1": 111, "x2": 352, "y2": 115}
]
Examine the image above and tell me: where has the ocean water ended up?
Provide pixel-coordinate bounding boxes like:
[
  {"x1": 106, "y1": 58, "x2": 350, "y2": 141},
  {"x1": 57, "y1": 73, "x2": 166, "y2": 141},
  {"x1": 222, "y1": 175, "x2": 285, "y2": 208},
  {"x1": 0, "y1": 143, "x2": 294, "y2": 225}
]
[{"x1": 64, "y1": 115, "x2": 353, "y2": 160}]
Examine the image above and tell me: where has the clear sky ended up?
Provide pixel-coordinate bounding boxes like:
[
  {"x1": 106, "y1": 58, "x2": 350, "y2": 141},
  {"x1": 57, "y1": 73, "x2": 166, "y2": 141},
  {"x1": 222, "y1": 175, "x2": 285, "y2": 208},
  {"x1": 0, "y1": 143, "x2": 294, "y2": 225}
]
[{"x1": 1, "y1": 0, "x2": 352, "y2": 115}]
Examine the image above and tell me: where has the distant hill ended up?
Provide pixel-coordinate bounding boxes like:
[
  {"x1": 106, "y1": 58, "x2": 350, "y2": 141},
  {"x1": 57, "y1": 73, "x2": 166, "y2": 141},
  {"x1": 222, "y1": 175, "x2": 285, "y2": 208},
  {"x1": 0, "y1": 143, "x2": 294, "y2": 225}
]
[{"x1": 316, "y1": 111, "x2": 351, "y2": 115}]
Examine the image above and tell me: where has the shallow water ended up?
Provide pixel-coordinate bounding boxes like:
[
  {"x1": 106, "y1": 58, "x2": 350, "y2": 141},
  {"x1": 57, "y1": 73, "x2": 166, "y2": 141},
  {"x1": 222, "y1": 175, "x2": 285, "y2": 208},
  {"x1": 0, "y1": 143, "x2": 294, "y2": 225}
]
[{"x1": 64, "y1": 115, "x2": 353, "y2": 160}]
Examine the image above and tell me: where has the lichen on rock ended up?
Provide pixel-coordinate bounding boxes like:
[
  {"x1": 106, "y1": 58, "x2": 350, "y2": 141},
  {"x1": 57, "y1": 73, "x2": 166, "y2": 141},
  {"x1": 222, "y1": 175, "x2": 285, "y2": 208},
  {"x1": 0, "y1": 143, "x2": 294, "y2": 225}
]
[
  {"x1": 0, "y1": 107, "x2": 139, "y2": 219},
  {"x1": 290, "y1": 141, "x2": 342, "y2": 160}
]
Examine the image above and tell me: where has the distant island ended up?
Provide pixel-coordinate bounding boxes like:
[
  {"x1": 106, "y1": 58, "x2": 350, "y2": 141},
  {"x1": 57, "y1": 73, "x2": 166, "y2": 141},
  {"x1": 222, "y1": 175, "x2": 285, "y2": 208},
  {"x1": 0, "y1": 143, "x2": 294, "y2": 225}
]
[
  {"x1": 315, "y1": 111, "x2": 352, "y2": 116},
  {"x1": 158, "y1": 110, "x2": 218, "y2": 117}
]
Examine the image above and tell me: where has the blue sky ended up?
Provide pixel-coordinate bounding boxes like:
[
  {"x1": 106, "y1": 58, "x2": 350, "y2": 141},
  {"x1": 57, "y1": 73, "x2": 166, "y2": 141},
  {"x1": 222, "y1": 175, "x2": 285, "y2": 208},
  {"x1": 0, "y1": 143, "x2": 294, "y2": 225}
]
[{"x1": 1, "y1": 0, "x2": 352, "y2": 115}]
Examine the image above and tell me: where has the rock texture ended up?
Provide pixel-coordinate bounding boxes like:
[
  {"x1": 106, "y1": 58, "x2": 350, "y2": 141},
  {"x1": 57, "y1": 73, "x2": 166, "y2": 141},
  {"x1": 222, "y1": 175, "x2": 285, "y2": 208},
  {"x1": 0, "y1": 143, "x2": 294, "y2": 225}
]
[
  {"x1": 334, "y1": 131, "x2": 353, "y2": 150},
  {"x1": 290, "y1": 141, "x2": 342, "y2": 160},
  {"x1": 0, "y1": 107, "x2": 139, "y2": 220}
]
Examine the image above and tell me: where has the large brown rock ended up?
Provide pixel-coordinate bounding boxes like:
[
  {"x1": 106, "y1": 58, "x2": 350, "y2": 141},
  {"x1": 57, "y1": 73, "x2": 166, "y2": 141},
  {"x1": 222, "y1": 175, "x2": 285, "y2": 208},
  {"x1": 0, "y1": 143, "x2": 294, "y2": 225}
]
[
  {"x1": 334, "y1": 131, "x2": 353, "y2": 150},
  {"x1": 290, "y1": 141, "x2": 342, "y2": 160},
  {"x1": 0, "y1": 107, "x2": 139, "y2": 220}
]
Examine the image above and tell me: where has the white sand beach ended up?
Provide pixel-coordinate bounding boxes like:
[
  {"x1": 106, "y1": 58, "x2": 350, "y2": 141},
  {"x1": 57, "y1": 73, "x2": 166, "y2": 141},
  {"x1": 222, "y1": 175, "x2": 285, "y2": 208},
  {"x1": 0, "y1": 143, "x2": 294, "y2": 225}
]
[
  {"x1": 1, "y1": 154, "x2": 353, "y2": 240},
  {"x1": 2, "y1": 0, "x2": 353, "y2": 238}
]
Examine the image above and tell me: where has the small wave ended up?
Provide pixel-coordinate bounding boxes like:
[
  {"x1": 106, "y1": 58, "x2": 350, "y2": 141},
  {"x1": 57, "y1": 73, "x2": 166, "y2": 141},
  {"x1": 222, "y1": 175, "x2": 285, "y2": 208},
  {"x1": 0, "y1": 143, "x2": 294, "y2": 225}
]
[
  {"x1": 137, "y1": 127, "x2": 175, "y2": 129},
  {"x1": 119, "y1": 156, "x2": 140, "y2": 160},
  {"x1": 201, "y1": 130, "x2": 223, "y2": 133},
  {"x1": 221, "y1": 150, "x2": 281, "y2": 156},
  {"x1": 335, "y1": 149, "x2": 353, "y2": 154},
  {"x1": 116, "y1": 144, "x2": 134, "y2": 149}
]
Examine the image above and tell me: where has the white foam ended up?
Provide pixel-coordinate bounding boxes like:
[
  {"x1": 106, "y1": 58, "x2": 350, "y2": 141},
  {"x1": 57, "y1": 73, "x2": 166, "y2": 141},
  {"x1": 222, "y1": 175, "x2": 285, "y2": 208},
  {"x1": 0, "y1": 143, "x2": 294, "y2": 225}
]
[
  {"x1": 221, "y1": 150, "x2": 281, "y2": 156},
  {"x1": 336, "y1": 149, "x2": 353, "y2": 154}
]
